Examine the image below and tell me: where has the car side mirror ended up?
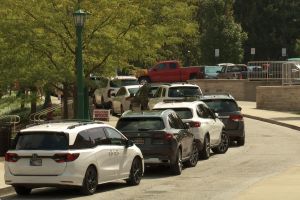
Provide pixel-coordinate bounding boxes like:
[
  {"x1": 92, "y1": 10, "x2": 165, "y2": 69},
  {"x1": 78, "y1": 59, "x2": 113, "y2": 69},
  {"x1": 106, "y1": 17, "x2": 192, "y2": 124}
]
[
  {"x1": 238, "y1": 106, "x2": 242, "y2": 111},
  {"x1": 126, "y1": 140, "x2": 134, "y2": 148},
  {"x1": 184, "y1": 122, "x2": 191, "y2": 129}
]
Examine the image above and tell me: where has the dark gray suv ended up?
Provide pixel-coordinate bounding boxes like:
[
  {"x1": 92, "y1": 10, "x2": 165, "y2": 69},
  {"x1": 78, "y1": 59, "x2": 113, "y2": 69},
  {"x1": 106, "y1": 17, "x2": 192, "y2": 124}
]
[
  {"x1": 116, "y1": 109, "x2": 198, "y2": 175},
  {"x1": 200, "y1": 94, "x2": 245, "y2": 146}
]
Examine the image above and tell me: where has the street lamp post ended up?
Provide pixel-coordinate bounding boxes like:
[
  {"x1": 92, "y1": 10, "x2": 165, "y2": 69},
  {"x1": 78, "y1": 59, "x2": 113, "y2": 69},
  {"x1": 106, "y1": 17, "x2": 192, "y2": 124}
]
[{"x1": 73, "y1": 9, "x2": 87, "y2": 119}]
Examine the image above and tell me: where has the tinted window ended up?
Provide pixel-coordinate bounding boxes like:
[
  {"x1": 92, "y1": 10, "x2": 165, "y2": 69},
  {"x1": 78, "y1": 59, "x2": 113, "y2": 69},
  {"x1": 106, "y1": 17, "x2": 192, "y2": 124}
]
[
  {"x1": 116, "y1": 87, "x2": 126, "y2": 96},
  {"x1": 170, "y1": 63, "x2": 177, "y2": 69},
  {"x1": 203, "y1": 99, "x2": 239, "y2": 113},
  {"x1": 15, "y1": 132, "x2": 68, "y2": 150},
  {"x1": 88, "y1": 128, "x2": 110, "y2": 145},
  {"x1": 197, "y1": 104, "x2": 213, "y2": 118},
  {"x1": 72, "y1": 131, "x2": 93, "y2": 149},
  {"x1": 149, "y1": 87, "x2": 159, "y2": 98},
  {"x1": 158, "y1": 108, "x2": 193, "y2": 119},
  {"x1": 128, "y1": 87, "x2": 139, "y2": 95},
  {"x1": 168, "y1": 87, "x2": 201, "y2": 97},
  {"x1": 154, "y1": 87, "x2": 163, "y2": 97},
  {"x1": 104, "y1": 128, "x2": 126, "y2": 145},
  {"x1": 156, "y1": 63, "x2": 167, "y2": 70},
  {"x1": 116, "y1": 117, "x2": 165, "y2": 132},
  {"x1": 110, "y1": 79, "x2": 138, "y2": 87},
  {"x1": 168, "y1": 114, "x2": 184, "y2": 129}
]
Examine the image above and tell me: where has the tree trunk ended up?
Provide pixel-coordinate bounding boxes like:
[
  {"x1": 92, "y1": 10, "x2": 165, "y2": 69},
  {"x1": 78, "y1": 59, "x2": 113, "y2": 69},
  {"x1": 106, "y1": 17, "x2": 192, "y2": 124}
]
[{"x1": 30, "y1": 87, "x2": 37, "y2": 114}]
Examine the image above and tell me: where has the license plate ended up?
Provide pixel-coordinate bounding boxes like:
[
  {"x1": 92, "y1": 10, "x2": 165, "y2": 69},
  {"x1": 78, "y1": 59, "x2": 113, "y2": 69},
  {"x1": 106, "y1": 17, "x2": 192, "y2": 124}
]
[
  {"x1": 134, "y1": 138, "x2": 144, "y2": 144},
  {"x1": 30, "y1": 158, "x2": 42, "y2": 166}
]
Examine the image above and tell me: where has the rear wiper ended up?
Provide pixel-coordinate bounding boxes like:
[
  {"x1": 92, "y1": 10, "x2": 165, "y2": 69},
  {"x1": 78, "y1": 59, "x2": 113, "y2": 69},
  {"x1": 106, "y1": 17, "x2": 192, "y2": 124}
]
[{"x1": 138, "y1": 128, "x2": 152, "y2": 131}]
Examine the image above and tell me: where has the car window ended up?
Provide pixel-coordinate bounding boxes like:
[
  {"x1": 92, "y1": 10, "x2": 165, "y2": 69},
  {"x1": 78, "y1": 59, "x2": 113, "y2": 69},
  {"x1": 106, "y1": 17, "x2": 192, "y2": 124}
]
[
  {"x1": 72, "y1": 131, "x2": 93, "y2": 149},
  {"x1": 154, "y1": 87, "x2": 163, "y2": 98},
  {"x1": 162, "y1": 88, "x2": 166, "y2": 97},
  {"x1": 15, "y1": 132, "x2": 68, "y2": 150},
  {"x1": 88, "y1": 128, "x2": 110, "y2": 145},
  {"x1": 168, "y1": 87, "x2": 201, "y2": 97},
  {"x1": 168, "y1": 113, "x2": 184, "y2": 129},
  {"x1": 116, "y1": 87, "x2": 126, "y2": 96},
  {"x1": 156, "y1": 63, "x2": 167, "y2": 70},
  {"x1": 128, "y1": 87, "x2": 139, "y2": 95},
  {"x1": 116, "y1": 117, "x2": 165, "y2": 132},
  {"x1": 203, "y1": 99, "x2": 239, "y2": 113},
  {"x1": 159, "y1": 108, "x2": 193, "y2": 119},
  {"x1": 149, "y1": 87, "x2": 158, "y2": 98},
  {"x1": 110, "y1": 79, "x2": 138, "y2": 87},
  {"x1": 170, "y1": 63, "x2": 177, "y2": 69},
  {"x1": 172, "y1": 113, "x2": 185, "y2": 129},
  {"x1": 104, "y1": 127, "x2": 126, "y2": 145},
  {"x1": 221, "y1": 66, "x2": 226, "y2": 73},
  {"x1": 198, "y1": 104, "x2": 214, "y2": 119},
  {"x1": 168, "y1": 114, "x2": 177, "y2": 129}
]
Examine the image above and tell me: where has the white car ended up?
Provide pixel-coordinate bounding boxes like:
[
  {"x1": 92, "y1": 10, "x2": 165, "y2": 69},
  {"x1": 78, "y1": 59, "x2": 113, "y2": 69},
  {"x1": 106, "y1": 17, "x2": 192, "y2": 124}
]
[
  {"x1": 93, "y1": 76, "x2": 139, "y2": 108},
  {"x1": 112, "y1": 85, "x2": 141, "y2": 115},
  {"x1": 5, "y1": 121, "x2": 144, "y2": 196},
  {"x1": 153, "y1": 101, "x2": 228, "y2": 159},
  {"x1": 148, "y1": 83, "x2": 202, "y2": 110}
]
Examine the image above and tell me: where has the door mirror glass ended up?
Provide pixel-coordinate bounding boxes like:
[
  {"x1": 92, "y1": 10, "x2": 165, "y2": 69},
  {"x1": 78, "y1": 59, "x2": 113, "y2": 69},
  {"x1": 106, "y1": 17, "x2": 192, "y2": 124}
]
[{"x1": 126, "y1": 140, "x2": 134, "y2": 148}]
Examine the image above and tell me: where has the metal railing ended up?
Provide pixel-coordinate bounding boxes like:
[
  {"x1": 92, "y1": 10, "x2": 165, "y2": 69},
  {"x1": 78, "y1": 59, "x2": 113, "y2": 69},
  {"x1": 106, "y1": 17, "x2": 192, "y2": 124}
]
[
  {"x1": 29, "y1": 104, "x2": 62, "y2": 124},
  {"x1": 0, "y1": 115, "x2": 21, "y2": 134},
  {"x1": 282, "y1": 61, "x2": 300, "y2": 85}
]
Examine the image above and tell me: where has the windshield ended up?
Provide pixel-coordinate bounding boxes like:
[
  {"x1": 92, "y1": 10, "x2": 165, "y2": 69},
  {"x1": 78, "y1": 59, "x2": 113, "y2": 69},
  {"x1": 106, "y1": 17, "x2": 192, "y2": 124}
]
[
  {"x1": 116, "y1": 118, "x2": 165, "y2": 132},
  {"x1": 168, "y1": 87, "x2": 201, "y2": 97},
  {"x1": 15, "y1": 132, "x2": 68, "y2": 150},
  {"x1": 202, "y1": 99, "x2": 238, "y2": 113},
  {"x1": 110, "y1": 79, "x2": 138, "y2": 87}
]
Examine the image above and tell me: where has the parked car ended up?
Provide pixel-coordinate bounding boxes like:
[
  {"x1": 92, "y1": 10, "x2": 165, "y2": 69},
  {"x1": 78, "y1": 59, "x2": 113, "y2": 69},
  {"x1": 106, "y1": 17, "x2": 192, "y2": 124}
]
[
  {"x1": 217, "y1": 63, "x2": 248, "y2": 79},
  {"x1": 136, "y1": 60, "x2": 204, "y2": 84},
  {"x1": 116, "y1": 110, "x2": 198, "y2": 175},
  {"x1": 153, "y1": 101, "x2": 228, "y2": 159},
  {"x1": 112, "y1": 85, "x2": 141, "y2": 115},
  {"x1": 200, "y1": 94, "x2": 245, "y2": 145},
  {"x1": 5, "y1": 121, "x2": 144, "y2": 195},
  {"x1": 148, "y1": 83, "x2": 203, "y2": 110},
  {"x1": 130, "y1": 83, "x2": 160, "y2": 111},
  {"x1": 93, "y1": 76, "x2": 139, "y2": 108},
  {"x1": 202, "y1": 66, "x2": 223, "y2": 79}
]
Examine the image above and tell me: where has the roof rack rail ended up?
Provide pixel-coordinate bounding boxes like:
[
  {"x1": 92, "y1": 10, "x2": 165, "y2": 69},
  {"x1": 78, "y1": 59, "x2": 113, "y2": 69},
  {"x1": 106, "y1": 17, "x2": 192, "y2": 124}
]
[
  {"x1": 202, "y1": 92, "x2": 232, "y2": 96},
  {"x1": 163, "y1": 96, "x2": 201, "y2": 103},
  {"x1": 26, "y1": 119, "x2": 103, "y2": 128}
]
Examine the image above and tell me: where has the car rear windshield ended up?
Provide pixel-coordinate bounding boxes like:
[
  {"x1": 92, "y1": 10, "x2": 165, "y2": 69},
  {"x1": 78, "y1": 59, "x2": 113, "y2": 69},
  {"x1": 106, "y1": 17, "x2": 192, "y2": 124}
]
[
  {"x1": 116, "y1": 117, "x2": 165, "y2": 132},
  {"x1": 110, "y1": 79, "x2": 138, "y2": 87},
  {"x1": 202, "y1": 99, "x2": 238, "y2": 113},
  {"x1": 168, "y1": 87, "x2": 201, "y2": 97},
  {"x1": 15, "y1": 132, "x2": 68, "y2": 150},
  {"x1": 155, "y1": 108, "x2": 193, "y2": 119}
]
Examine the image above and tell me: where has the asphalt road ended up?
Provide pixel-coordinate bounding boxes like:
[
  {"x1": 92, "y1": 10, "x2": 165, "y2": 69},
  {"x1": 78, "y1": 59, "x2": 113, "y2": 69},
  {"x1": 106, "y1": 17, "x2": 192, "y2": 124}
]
[{"x1": 2, "y1": 118, "x2": 300, "y2": 200}]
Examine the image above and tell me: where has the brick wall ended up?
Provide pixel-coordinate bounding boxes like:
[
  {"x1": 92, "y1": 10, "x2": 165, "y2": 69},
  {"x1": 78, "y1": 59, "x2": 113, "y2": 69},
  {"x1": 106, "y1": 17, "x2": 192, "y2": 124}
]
[{"x1": 256, "y1": 86, "x2": 300, "y2": 111}]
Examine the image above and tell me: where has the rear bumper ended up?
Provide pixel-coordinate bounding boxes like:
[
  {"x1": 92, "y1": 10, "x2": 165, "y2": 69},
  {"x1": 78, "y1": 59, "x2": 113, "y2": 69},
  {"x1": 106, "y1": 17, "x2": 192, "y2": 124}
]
[
  {"x1": 226, "y1": 129, "x2": 245, "y2": 138},
  {"x1": 138, "y1": 145, "x2": 176, "y2": 166}
]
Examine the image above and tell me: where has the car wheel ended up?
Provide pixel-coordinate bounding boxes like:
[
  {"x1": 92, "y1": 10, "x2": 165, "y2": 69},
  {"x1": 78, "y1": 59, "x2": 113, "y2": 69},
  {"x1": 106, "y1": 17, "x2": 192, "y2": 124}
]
[
  {"x1": 14, "y1": 186, "x2": 32, "y2": 196},
  {"x1": 199, "y1": 135, "x2": 210, "y2": 160},
  {"x1": 212, "y1": 131, "x2": 229, "y2": 154},
  {"x1": 185, "y1": 143, "x2": 198, "y2": 167},
  {"x1": 236, "y1": 136, "x2": 245, "y2": 146},
  {"x1": 171, "y1": 149, "x2": 183, "y2": 175},
  {"x1": 80, "y1": 166, "x2": 98, "y2": 195},
  {"x1": 126, "y1": 157, "x2": 143, "y2": 186}
]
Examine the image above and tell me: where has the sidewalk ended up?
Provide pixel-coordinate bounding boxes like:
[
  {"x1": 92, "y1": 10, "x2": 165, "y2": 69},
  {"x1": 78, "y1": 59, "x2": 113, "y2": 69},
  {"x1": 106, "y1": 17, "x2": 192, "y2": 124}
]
[{"x1": 0, "y1": 104, "x2": 300, "y2": 197}]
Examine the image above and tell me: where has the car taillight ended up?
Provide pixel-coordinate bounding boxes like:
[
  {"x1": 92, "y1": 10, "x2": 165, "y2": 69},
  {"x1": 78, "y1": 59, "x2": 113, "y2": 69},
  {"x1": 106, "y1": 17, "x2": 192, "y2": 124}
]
[
  {"x1": 229, "y1": 114, "x2": 243, "y2": 122},
  {"x1": 189, "y1": 121, "x2": 201, "y2": 128},
  {"x1": 5, "y1": 153, "x2": 19, "y2": 162},
  {"x1": 53, "y1": 153, "x2": 80, "y2": 163},
  {"x1": 164, "y1": 133, "x2": 173, "y2": 141}
]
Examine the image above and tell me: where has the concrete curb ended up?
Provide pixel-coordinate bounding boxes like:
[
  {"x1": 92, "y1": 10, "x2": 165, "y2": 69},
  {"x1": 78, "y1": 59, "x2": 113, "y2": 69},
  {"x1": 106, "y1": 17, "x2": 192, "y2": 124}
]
[{"x1": 244, "y1": 114, "x2": 300, "y2": 131}]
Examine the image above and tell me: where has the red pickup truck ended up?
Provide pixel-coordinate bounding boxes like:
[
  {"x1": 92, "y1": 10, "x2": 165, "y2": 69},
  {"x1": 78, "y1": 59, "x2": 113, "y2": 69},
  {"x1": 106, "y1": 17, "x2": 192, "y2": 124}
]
[{"x1": 136, "y1": 60, "x2": 204, "y2": 84}]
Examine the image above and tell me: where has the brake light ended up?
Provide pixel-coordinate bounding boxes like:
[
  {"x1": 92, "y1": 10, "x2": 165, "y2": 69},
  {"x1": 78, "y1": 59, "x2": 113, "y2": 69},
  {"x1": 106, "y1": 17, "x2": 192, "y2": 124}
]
[
  {"x1": 5, "y1": 153, "x2": 19, "y2": 162},
  {"x1": 189, "y1": 121, "x2": 201, "y2": 128},
  {"x1": 164, "y1": 133, "x2": 173, "y2": 141},
  {"x1": 229, "y1": 114, "x2": 243, "y2": 122},
  {"x1": 53, "y1": 153, "x2": 80, "y2": 163}
]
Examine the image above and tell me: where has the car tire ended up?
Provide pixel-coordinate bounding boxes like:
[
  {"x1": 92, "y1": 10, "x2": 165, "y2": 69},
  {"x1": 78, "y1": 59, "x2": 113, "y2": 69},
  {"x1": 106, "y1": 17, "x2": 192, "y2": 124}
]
[
  {"x1": 14, "y1": 186, "x2": 32, "y2": 196},
  {"x1": 171, "y1": 149, "x2": 183, "y2": 175},
  {"x1": 199, "y1": 135, "x2": 210, "y2": 160},
  {"x1": 126, "y1": 157, "x2": 143, "y2": 186},
  {"x1": 236, "y1": 136, "x2": 245, "y2": 146},
  {"x1": 80, "y1": 166, "x2": 98, "y2": 195},
  {"x1": 212, "y1": 131, "x2": 229, "y2": 154},
  {"x1": 184, "y1": 143, "x2": 198, "y2": 167}
]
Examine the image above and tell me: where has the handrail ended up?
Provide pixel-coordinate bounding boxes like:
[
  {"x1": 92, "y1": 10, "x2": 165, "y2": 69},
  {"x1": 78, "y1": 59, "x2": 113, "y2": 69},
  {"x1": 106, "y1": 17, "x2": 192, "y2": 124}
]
[{"x1": 0, "y1": 115, "x2": 21, "y2": 135}]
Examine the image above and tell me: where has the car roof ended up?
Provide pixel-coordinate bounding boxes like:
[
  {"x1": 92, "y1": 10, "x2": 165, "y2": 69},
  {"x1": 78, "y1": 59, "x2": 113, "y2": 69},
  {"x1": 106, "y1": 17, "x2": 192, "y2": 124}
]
[
  {"x1": 121, "y1": 85, "x2": 142, "y2": 89},
  {"x1": 121, "y1": 109, "x2": 174, "y2": 118},
  {"x1": 160, "y1": 83, "x2": 199, "y2": 88},
  {"x1": 200, "y1": 93, "x2": 235, "y2": 100},
  {"x1": 154, "y1": 101, "x2": 205, "y2": 109}
]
